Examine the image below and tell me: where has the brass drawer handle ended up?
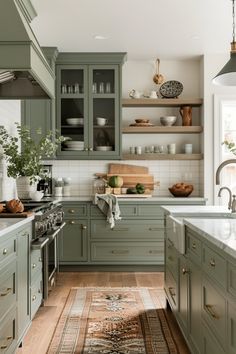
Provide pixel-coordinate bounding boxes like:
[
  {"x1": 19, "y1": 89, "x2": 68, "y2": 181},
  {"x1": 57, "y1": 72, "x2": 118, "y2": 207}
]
[
  {"x1": 38, "y1": 289, "x2": 41, "y2": 293},
  {"x1": 111, "y1": 250, "x2": 129, "y2": 254},
  {"x1": 205, "y1": 304, "x2": 220, "y2": 319},
  {"x1": 7, "y1": 337, "x2": 13, "y2": 340},
  {"x1": 112, "y1": 228, "x2": 129, "y2": 232},
  {"x1": 210, "y1": 258, "x2": 216, "y2": 267},
  {"x1": 69, "y1": 220, "x2": 76, "y2": 224},
  {"x1": 69, "y1": 209, "x2": 75, "y2": 214},
  {"x1": 84, "y1": 147, "x2": 88, "y2": 151},
  {"x1": 192, "y1": 242, "x2": 196, "y2": 250},
  {"x1": 182, "y1": 268, "x2": 189, "y2": 275},
  {"x1": 39, "y1": 257, "x2": 42, "y2": 262},
  {"x1": 2, "y1": 248, "x2": 8, "y2": 255},
  {"x1": 89, "y1": 147, "x2": 93, "y2": 151},
  {"x1": 32, "y1": 263, "x2": 36, "y2": 269},
  {"x1": 32, "y1": 295, "x2": 36, "y2": 301},
  {"x1": 81, "y1": 225, "x2": 87, "y2": 230},
  {"x1": 149, "y1": 227, "x2": 163, "y2": 231},
  {"x1": 168, "y1": 287, "x2": 176, "y2": 297},
  {"x1": 0, "y1": 287, "x2": 12, "y2": 297},
  {"x1": 1, "y1": 345, "x2": 8, "y2": 349}
]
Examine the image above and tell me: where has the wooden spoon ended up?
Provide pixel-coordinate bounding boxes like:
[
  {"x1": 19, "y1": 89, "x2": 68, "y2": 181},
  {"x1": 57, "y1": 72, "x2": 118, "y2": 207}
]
[{"x1": 153, "y1": 58, "x2": 164, "y2": 85}]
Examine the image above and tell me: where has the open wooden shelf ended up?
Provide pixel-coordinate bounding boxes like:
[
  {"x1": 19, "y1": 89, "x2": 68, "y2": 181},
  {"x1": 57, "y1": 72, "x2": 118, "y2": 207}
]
[
  {"x1": 122, "y1": 153, "x2": 203, "y2": 160},
  {"x1": 122, "y1": 98, "x2": 203, "y2": 107},
  {"x1": 122, "y1": 126, "x2": 203, "y2": 134}
]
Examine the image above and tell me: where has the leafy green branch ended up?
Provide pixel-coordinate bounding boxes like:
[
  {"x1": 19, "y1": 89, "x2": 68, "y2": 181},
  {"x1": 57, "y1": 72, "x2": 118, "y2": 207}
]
[{"x1": 222, "y1": 140, "x2": 236, "y2": 155}]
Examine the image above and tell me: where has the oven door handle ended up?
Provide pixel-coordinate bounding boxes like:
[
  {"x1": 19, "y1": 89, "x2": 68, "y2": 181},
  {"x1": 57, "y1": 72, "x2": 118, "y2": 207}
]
[
  {"x1": 46, "y1": 222, "x2": 66, "y2": 241},
  {"x1": 31, "y1": 237, "x2": 49, "y2": 250}
]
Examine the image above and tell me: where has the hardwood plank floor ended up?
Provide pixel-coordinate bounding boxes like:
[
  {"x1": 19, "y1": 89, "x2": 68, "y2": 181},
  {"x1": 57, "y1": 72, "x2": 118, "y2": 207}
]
[{"x1": 17, "y1": 272, "x2": 190, "y2": 354}]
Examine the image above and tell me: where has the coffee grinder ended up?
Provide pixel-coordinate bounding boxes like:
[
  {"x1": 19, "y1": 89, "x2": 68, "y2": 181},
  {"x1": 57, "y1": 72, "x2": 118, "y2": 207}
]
[{"x1": 37, "y1": 165, "x2": 53, "y2": 196}]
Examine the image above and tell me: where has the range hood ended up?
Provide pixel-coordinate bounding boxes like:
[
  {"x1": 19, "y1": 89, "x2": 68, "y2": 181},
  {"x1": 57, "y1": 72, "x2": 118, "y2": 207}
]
[{"x1": 0, "y1": 0, "x2": 55, "y2": 99}]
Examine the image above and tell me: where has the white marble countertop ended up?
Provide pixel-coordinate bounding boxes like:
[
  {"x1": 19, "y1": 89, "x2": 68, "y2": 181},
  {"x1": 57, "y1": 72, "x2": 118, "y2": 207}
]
[
  {"x1": 0, "y1": 216, "x2": 34, "y2": 237},
  {"x1": 51, "y1": 196, "x2": 207, "y2": 203},
  {"x1": 161, "y1": 205, "x2": 231, "y2": 217},
  {"x1": 184, "y1": 218, "x2": 236, "y2": 259}
]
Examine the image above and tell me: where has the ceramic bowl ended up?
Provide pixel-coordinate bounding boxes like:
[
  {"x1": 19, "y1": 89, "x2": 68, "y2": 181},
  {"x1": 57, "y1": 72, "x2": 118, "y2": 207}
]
[
  {"x1": 95, "y1": 146, "x2": 113, "y2": 151},
  {"x1": 29, "y1": 191, "x2": 44, "y2": 201},
  {"x1": 160, "y1": 116, "x2": 177, "y2": 126},
  {"x1": 66, "y1": 118, "x2": 84, "y2": 126}
]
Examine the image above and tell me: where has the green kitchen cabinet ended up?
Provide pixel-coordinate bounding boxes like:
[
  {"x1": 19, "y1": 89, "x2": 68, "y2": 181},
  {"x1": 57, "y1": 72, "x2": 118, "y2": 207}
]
[
  {"x1": 17, "y1": 225, "x2": 31, "y2": 343},
  {"x1": 55, "y1": 53, "x2": 126, "y2": 159},
  {"x1": 59, "y1": 219, "x2": 88, "y2": 263}
]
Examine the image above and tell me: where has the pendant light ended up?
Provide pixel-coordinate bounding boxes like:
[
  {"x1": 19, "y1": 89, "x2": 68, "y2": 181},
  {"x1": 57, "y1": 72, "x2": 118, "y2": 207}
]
[{"x1": 213, "y1": 0, "x2": 236, "y2": 85}]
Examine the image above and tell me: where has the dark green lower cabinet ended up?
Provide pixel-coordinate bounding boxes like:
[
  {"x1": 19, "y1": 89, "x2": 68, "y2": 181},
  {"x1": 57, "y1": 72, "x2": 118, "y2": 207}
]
[
  {"x1": 59, "y1": 219, "x2": 88, "y2": 263},
  {"x1": 178, "y1": 255, "x2": 188, "y2": 335}
]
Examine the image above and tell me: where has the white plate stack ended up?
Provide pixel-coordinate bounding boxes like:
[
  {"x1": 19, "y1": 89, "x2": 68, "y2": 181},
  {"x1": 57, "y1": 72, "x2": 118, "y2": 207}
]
[{"x1": 63, "y1": 140, "x2": 85, "y2": 151}]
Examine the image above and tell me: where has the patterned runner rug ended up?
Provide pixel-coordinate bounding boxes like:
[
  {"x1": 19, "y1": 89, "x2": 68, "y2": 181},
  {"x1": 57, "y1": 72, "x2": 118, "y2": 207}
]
[{"x1": 47, "y1": 287, "x2": 180, "y2": 354}]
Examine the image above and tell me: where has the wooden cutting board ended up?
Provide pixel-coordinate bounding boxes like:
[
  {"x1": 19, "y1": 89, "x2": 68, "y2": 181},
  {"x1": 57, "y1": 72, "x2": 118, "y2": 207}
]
[
  {"x1": 0, "y1": 211, "x2": 34, "y2": 218},
  {"x1": 106, "y1": 173, "x2": 155, "y2": 190},
  {"x1": 108, "y1": 163, "x2": 149, "y2": 174}
]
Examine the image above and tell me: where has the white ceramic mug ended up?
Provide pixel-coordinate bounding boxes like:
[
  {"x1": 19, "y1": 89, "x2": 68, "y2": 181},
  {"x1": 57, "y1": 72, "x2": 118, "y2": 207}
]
[
  {"x1": 184, "y1": 144, "x2": 193, "y2": 154},
  {"x1": 168, "y1": 143, "x2": 176, "y2": 154},
  {"x1": 96, "y1": 117, "x2": 108, "y2": 126},
  {"x1": 149, "y1": 91, "x2": 157, "y2": 98},
  {"x1": 129, "y1": 89, "x2": 142, "y2": 99}
]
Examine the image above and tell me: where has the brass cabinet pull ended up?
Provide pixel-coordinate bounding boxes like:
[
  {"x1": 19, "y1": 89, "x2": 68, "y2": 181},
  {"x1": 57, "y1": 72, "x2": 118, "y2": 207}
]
[
  {"x1": 32, "y1": 263, "x2": 36, "y2": 269},
  {"x1": 112, "y1": 228, "x2": 129, "y2": 232},
  {"x1": 182, "y1": 268, "x2": 189, "y2": 275},
  {"x1": 7, "y1": 337, "x2": 12, "y2": 340},
  {"x1": 32, "y1": 295, "x2": 36, "y2": 301},
  {"x1": 168, "y1": 287, "x2": 176, "y2": 297},
  {"x1": 81, "y1": 225, "x2": 87, "y2": 230},
  {"x1": 192, "y1": 242, "x2": 196, "y2": 249},
  {"x1": 205, "y1": 304, "x2": 219, "y2": 319},
  {"x1": 0, "y1": 345, "x2": 8, "y2": 349},
  {"x1": 84, "y1": 147, "x2": 88, "y2": 151},
  {"x1": 89, "y1": 147, "x2": 93, "y2": 151},
  {"x1": 2, "y1": 248, "x2": 8, "y2": 255},
  {"x1": 39, "y1": 257, "x2": 42, "y2": 262},
  {"x1": 210, "y1": 258, "x2": 216, "y2": 267},
  {"x1": 69, "y1": 220, "x2": 76, "y2": 225},
  {"x1": 111, "y1": 250, "x2": 129, "y2": 254},
  {"x1": 69, "y1": 209, "x2": 75, "y2": 214},
  {"x1": 38, "y1": 289, "x2": 41, "y2": 293},
  {"x1": 0, "y1": 287, "x2": 12, "y2": 297}
]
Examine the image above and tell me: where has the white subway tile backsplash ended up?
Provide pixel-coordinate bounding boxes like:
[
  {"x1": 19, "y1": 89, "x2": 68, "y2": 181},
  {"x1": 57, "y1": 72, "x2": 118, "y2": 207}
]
[{"x1": 44, "y1": 159, "x2": 203, "y2": 197}]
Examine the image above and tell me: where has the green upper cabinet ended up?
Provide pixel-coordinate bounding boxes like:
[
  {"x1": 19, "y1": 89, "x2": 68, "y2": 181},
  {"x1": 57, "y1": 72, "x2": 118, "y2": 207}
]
[{"x1": 56, "y1": 53, "x2": 126, "y2": 160}]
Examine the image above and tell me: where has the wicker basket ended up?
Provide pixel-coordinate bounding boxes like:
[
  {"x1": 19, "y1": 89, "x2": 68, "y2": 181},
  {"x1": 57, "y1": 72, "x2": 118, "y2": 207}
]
[{"x1": 169, "y1": 184, "x2": 193, "y2": 197}]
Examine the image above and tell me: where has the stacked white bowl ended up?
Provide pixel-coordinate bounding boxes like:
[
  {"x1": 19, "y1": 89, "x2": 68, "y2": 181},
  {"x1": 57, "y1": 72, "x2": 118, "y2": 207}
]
[{"x1": 64, "y1": 140, "x2": 84, "y2": 150}]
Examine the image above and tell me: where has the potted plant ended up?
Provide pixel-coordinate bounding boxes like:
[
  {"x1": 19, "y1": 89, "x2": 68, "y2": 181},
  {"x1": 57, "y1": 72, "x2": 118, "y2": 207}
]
[{"x1": 0, "y1": 123, "x2": 64, "y2": 199}]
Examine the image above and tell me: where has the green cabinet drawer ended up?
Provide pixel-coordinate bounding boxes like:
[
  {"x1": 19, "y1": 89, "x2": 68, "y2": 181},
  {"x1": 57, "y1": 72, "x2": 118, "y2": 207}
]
[
  {"x1": 165, "y1": 238, "x2": 178, "y2": 281},
  {"x1": 63, "y1": 203, "x2": 88, "y2": 218},
  {"x1": 0, "y1": 261, "x2": 16, "y2": 321},
  {"x1": 30, "y1": 274, "x2": 43, "y2": 320},
  {"x1": 0, "y1": 233, "x2": 16, "y2": 266},
  {"x1": 138, "y1": 205, "x2": 163, "y2": 218},
  {"x1": 91, "y1": 219, "x2": 164, "y2": 240},
  {"x1": 228, "y1": 262, "x2": 236, "y2": 297},
  {"x1": 91, "y1": 241, "x2": 164, "y2": 263},
  {"x1": 186, "y1": 229, "x2": 201, "y2": 264},
  {"x1": 90, "y1": 204, "x2": 138, "y2": 218},
  {"x1": 0, "y1": 307, "x2": 17, "y2": 354},
  {"x1": 30, "y1": 249, "x2": 42, "y2": 283},
  {"x1": 228, "y1": 301, "x2": 236, "y2": 354},
  {"x1": 201, "y1": 321, "x2": 225, "y2": 354},
  {"x1": 165, "y1": 267, "x2": 178, "y2": 312},
  {"x1": 202, "y1": 245, "x2": 226, "y2": 289},
  {"x1": 202, "y1": 277, "x2": 226, "y2": 350}
]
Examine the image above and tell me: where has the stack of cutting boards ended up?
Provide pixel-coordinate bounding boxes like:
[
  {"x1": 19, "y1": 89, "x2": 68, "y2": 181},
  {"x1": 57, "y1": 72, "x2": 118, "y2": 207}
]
[{"x1": 97, "y1": 163, "x2": 157, "y2": 191}]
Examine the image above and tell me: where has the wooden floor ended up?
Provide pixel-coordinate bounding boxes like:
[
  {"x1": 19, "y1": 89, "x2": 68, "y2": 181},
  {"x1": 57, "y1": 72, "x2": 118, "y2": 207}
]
[{"x1": 17, "y1": 272, "x2": 190, "y2": 354}]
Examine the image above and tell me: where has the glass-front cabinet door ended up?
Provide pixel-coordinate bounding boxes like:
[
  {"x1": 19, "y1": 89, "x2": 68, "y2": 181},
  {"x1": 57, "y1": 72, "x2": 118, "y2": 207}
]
[
  {"x1": 56, "y1": 62, "x2": 121, "y2": 159},
  {"x1": 89, "y1": 65, "x2": 119, "y2": 157},
  {"x1": 56, "y1": 65, "x2": 89, "y2": 157}
]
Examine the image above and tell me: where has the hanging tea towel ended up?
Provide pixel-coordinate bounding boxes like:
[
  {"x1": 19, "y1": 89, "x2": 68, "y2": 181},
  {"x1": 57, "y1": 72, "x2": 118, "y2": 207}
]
[{"x1": 94, "y1": 194, "x2": 121, "y2": 228}]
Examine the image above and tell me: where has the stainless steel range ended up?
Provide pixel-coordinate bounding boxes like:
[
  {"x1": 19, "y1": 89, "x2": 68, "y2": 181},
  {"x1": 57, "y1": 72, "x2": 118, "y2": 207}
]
[{"x1": 27, "y1": 200, "x2": 65, "y2": 300}]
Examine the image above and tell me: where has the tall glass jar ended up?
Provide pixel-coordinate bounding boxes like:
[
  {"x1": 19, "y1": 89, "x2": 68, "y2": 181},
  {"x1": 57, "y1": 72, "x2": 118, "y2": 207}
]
[{"x1": 93, "y1": 176, "x2": 105, "y2": 194}]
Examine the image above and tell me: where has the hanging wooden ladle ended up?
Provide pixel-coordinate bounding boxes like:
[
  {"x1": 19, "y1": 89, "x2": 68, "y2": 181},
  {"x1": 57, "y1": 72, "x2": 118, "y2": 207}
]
[{"x1": 153, "y1": 58, "x2": 164, "y2": 85}]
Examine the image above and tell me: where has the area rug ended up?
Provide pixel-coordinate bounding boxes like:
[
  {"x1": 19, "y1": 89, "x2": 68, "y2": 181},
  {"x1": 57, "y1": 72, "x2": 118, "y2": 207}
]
[{"x1": 47, "y1": 287, "x2": 179, "y2": 354}]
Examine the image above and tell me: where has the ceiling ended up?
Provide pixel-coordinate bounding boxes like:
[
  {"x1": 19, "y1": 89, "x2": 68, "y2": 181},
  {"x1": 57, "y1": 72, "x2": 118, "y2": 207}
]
[{"x1": 31, "y1": 0, "x2": 232, "y2": 60}]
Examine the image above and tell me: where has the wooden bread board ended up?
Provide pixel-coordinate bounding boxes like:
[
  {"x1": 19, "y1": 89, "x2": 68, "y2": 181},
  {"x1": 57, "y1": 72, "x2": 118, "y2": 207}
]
[
  {"x1": 109, "y1": 163, "x2": 149, "y2": 174},
  {"x1": 0, "y1": 211, "x2": 34, "y2": 218},
  {"x1": 96, "y1": 173, "x2": 155, "y2": 190}
]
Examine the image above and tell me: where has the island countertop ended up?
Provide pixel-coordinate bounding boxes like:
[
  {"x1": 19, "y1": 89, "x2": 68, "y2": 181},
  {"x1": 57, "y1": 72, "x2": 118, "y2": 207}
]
[
  {"x1": 0, "y1": 216, "x2": 34, "y2": 237},
  {"x1": 161, "y1": 205, "x2": 230, "y2": 217},
  {"x1": 184, "y1": 217, "x2": 236, "y2": 259},
  {"x1": 51, "y1": 196, "x2": 207, "y2": 203}
]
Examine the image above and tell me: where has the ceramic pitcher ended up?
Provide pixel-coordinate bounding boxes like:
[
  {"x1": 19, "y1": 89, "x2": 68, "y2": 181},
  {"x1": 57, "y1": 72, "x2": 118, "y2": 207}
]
[{"x1": 179, "y1": 106, "x2": 192, "y2": 126}]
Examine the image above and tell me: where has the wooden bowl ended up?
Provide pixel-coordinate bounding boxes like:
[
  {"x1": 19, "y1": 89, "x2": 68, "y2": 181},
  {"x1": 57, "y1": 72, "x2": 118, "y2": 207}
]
[
  {"x1": 169, "y1": 184, "x2": 193, "y2": 197},
  {"x1": 135, "y1": 119, "x2": 150, "y2": 124}
]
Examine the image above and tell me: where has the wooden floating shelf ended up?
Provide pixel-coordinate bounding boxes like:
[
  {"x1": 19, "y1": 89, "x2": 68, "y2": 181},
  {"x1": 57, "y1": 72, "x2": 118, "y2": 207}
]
[
  {"x1": 122, "y1": 126, "x2": 203, "y2": 134},
  {"x1": 122, "y1": 153, "x2": 203, "y2": 161},
  {"x1": 122, "y1": 98, "x2": 203, "y2": 107}
]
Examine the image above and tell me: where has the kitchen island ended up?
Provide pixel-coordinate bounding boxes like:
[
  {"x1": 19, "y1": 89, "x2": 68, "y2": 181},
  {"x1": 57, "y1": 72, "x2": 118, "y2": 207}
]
[{"x1": 163, "y1": 206, "x2": 236, "y2": 354}]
